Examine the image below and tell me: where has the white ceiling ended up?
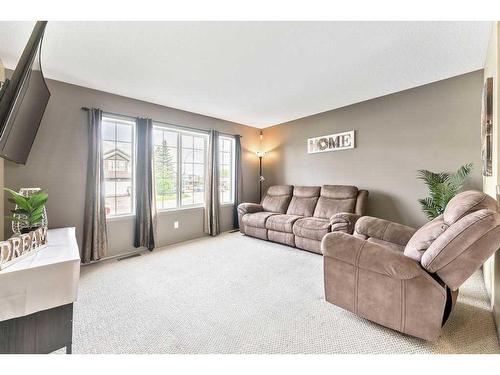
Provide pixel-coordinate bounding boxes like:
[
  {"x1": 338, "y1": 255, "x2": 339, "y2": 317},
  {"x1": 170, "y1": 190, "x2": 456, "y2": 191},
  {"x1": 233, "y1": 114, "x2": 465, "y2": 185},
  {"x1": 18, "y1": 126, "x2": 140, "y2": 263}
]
[{"x1": 0, "y1": 21, "x2": 492, "y2": 128}]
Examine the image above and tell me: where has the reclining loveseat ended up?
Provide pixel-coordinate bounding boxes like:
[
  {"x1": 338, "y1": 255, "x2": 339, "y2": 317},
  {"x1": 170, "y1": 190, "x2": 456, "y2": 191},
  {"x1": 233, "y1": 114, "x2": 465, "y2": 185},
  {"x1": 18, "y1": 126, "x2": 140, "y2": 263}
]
[
  {"x1": 322, "y1": 190, "x2": 500, "y2": 341},
  {"x1": 237, "y1": 185, "x2": 368, "y2": 253}
]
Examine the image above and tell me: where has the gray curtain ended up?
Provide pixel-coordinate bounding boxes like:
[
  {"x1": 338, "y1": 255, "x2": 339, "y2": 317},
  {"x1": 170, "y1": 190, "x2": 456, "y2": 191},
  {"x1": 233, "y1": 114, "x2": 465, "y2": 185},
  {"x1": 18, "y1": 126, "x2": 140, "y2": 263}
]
[
  {"x1": 233, "y1": 135, "x2": 243, "y2": 228},
  {"x1": 82, "y1": 108, "x2": 108, "y2": 263},
  {"x1": 134, "y1": 118, "x2": 157, "y2": 250},
  {"x1": 204, "y1": 130, "x2": 220, "y2": 236}
]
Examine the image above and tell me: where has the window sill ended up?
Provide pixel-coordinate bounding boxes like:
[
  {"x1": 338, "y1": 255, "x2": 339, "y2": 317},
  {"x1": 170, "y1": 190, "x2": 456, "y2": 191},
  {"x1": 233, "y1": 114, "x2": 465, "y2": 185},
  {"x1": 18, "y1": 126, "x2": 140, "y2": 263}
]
[
  {"x1": 158, "y1": 205, "x2": 205, "y2": 214},
  {"x1": 105, "y1": 203, "x2": 234, "y2": 221},
  {"x1": 106, "y1": 214, "x2": 135, "y2": 222}
]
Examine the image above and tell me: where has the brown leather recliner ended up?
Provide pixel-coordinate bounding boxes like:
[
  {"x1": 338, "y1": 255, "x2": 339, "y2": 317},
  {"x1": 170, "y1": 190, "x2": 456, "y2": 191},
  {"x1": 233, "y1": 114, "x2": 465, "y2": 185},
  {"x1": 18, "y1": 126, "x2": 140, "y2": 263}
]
[
  {"x1": 238, "y1": 185, "x2": 368, "y2": 253},
  {"x1": 322, "y1": 190, "x2": 500, "y2": 341}
]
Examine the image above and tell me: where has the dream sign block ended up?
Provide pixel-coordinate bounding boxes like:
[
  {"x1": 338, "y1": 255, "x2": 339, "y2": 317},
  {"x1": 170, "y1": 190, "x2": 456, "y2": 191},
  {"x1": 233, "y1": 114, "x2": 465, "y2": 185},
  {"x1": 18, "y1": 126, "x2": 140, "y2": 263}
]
[{"x1": 0, "y1": 227, "x2": 48, "y2": 270}]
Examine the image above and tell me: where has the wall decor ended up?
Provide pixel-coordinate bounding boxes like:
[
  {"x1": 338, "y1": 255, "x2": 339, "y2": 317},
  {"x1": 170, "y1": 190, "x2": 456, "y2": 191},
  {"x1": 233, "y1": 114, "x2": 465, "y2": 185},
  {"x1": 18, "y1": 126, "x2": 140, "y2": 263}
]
[
  {"x1": 481, "y1": 77, "x2": 493, "y2": 177},
  {"x1": 307, "y1": 130, "x2": 355, "y2": 154},
  {"x1": 0, "y1": 227, "x2": 48, "y2": 270}
]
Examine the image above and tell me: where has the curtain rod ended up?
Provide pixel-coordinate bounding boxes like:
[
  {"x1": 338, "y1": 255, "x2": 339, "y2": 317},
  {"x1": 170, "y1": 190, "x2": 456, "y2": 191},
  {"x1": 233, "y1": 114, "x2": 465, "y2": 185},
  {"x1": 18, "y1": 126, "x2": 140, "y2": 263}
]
[{"x1": 81, "y1": 107, "x2": 242, "y2": 138}]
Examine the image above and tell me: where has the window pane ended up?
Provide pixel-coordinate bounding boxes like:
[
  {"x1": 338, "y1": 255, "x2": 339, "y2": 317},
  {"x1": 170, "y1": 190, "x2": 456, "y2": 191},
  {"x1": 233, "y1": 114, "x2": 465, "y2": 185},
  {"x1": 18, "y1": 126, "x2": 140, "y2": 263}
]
[
  {"x1": 154, "y1": 128, "x2": 179, "y2": 210},
  {"x1": 116, "y1": 123, "x2": 132, "y2": 142},
  {"x1": 182, "y1": 134, "x2": 193, "y2": 148},
  {"x1": 221, "y1": 152, "x2": 231, "y2": 164},
  {"x1": 115, "y1": 181, "x2": 133, "y2": 215},
  {"x1": 182, "y1": 163, "x2": 193, "y2": 176},
  {"x1": 194, "y1": 191, "x2": 204, "y2": 205},
  {"x1": 193, "y1": 136, "x2": 205, "y2": 150},
  {"x1": 164, "y1": 131, "x2": 178, "y2": 147},
  {"x1": 163, "y1": 193, "x2": 177, "y2": 209},
  {"x1": 221, "y1": 139, "x2": 230, "y2": 152},
  {"x1": 103, "y1": 140, "x2": 115, "y2": 155},
  {"x1": 182, "y1": 190, "x2": 194, "y2": 206},
  {"x1": 223, "y1": 190, "x2": 231, "y2": 204},
  {"x1": 218, "y1": 137, "x2": 234, "y2": 204},
  {"x1": 220, "y1": 165, "x2": 231, "y2": 179},
  {"x1": 153, "y1": 129, "x2": 164, "y2": 146},
  {"x1": 105, "y1": 180, "x2": 116, "y2": 216},
  {"x1": 102, "y1": 122, "x2": 115, "y2": 141},
  {"x1": 182, "y1": 148, "x2": 194, "y2": 163},
  {"x1": 104, "y1": 157, "x2": 116, "y2": 179},
  {"x1": 193, "y1": 150, "x2": 204, "y2": 164}
]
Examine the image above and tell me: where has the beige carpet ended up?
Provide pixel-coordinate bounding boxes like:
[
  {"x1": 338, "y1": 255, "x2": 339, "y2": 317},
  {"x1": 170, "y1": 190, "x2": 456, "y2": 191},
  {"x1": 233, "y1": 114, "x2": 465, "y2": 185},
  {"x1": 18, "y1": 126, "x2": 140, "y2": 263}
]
[{"x1": 71, "y1": 232, "x2": 499, "y2": 354}]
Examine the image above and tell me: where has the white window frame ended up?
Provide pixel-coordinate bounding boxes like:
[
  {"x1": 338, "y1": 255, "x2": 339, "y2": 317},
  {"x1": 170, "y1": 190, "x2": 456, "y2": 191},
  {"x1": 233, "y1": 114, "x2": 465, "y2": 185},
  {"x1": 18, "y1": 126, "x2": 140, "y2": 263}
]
[
  {"x1": 153, "y1": 123, "x2": 208, "y2": 212},
  {"x1": 218, "y1": 136, "x2": 236, "y2": 205},
  {"x1": 102, "y1": 114, "x2": 136, "y2": 219}
]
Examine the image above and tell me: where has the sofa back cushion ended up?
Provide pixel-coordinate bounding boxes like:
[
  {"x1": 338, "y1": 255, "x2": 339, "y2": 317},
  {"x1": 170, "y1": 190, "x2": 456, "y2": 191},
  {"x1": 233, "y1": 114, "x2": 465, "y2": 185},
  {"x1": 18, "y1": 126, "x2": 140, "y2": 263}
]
[
  {"x1": 313, "y1": 185, "x2": 358, "y2": 219},
  {"x1": 443, "y1": 190, "x2": 497, "y2": 225},
  {"x1": 286, "y1": 186, "x2": 321, "y2": 216},
  {"x1": 406, "y1": 191, "x2": 500, "y2": 290},
  {"x1": 404, "y1": 215, "x2": 447, "y2": 262},
  {"x1": 261, "y1": 185, "x2": 294, "y2": 213}
]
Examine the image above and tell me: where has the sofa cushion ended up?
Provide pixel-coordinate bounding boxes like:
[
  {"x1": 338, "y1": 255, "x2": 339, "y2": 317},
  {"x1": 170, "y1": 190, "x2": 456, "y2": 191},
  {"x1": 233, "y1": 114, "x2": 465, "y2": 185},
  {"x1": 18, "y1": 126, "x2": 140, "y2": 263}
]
[
  {"x1": 404, "y1": 215, "x2": 447, "y2": 262},
  {"x1": 261, "y1": 185, "x2": 293, "y2": 214},
  {"x1": 242, "y1": 212, "x2": 277, "y2": 228},
  {"x1": 443, "y1": 190, "x2": 497, "y2": 225},
  {"x1": 293, "y1": 217, "x2": 331, "y2": 241},
  {"x1": 313, "y1": 185, "x2": 358, "y2": 219},
  {"x1": 286, "y1": 186, "x2": 321, "y2": 216},
  {"x1": 295, "y1": 236, "x2": 322, "y2": 254},
  {"x1": 268, "y1": 230, "x2": 295, "y2": 247},
  {"x1": 266, "y1": 214, "x2": 303, "y2": 233}
]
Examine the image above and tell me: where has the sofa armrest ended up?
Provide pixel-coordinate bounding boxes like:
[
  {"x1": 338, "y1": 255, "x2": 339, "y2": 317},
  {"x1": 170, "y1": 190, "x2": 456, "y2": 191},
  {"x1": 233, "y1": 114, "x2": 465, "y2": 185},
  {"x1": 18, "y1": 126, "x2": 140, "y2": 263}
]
[
  {"x1": 330, "y1": 213, "x2": 361, "y2": 234},
  {"x1": 354, "y1": 216, "x2": 416, "y2": 246},
  {"x1": 237, "y1": 203, "x2": 263, "y2": 215},
  {"x1": 322, "y1": 232, "x2": 423, "y2": 280}
]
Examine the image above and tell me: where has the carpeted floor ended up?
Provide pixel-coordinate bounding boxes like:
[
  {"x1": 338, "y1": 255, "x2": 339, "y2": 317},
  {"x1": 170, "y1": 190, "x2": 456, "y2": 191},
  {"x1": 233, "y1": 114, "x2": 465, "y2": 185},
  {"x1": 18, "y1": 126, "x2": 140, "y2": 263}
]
[{"x1": 70, "y1": 232, "x2": 500, "y2": 354}]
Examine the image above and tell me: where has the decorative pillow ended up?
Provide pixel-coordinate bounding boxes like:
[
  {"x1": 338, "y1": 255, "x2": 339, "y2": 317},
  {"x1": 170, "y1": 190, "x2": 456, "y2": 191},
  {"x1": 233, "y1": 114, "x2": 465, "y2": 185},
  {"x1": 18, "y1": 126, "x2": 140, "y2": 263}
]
[{"x1": 404, "y1": 215, "x2": 448, "y2": 262}]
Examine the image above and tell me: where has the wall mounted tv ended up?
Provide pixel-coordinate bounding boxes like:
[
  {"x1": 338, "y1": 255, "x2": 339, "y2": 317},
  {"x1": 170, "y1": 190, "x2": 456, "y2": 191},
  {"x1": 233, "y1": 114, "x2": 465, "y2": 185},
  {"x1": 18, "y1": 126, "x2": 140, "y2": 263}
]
[{"x1": 0, "y1": 21, "x2": 50, "y2": 164}]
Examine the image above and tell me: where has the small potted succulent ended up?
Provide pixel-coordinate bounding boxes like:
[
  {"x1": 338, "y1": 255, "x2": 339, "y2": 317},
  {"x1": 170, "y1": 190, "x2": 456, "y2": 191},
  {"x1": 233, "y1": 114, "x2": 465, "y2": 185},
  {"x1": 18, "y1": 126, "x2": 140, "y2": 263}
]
[{"x1": 4, "y1": 188, "x2": 48, "y2": 234}]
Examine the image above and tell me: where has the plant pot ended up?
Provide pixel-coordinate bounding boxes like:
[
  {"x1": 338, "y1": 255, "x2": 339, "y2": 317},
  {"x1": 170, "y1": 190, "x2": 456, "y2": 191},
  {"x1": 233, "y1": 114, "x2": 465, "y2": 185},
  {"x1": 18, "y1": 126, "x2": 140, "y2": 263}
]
[{"x1": 20, "y1": 226, "x2": 40, "y2": 234}]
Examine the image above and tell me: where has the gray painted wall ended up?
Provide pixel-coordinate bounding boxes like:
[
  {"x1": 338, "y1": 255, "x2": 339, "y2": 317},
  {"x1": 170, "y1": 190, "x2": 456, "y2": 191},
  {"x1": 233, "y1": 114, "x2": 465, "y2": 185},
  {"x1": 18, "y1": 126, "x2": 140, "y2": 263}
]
[
  {"x1": 262, "y1": 71, "x2": 483, "y2": 228},
  {"x1": 3, "y1": 76, "x2": 261, "y2": 258}
]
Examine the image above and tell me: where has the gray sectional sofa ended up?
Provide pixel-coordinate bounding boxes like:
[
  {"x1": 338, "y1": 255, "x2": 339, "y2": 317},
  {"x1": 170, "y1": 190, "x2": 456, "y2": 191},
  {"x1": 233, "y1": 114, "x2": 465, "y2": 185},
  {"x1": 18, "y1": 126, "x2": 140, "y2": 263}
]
[{"x1": 237, "y1": 185, "x2": 368, "y2": 253}]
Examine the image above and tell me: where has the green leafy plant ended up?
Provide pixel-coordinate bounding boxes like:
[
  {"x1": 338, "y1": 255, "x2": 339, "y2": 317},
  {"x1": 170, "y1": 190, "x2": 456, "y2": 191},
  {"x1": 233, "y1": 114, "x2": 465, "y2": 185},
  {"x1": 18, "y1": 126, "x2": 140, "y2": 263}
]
[
  {"x1": 4, "y1": 188, "x2": 48, "y2": 233},
  {"x1": 417, "y1": 163, "x2": 473, "y2": 220}
]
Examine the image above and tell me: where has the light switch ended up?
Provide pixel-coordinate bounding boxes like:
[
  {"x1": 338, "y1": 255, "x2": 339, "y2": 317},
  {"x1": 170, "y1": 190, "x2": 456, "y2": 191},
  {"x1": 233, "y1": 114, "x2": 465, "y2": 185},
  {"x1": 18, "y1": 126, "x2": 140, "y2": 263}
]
[{"x1": 174, "y1": 221, "x2": 179, "y2": 229}]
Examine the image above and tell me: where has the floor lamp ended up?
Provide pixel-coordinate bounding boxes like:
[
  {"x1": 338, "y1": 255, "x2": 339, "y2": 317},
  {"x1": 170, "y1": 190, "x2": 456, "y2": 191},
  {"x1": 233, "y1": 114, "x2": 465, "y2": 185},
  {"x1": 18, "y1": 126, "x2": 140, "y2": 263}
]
[{"x1": 256, "y1": 151, "x2": 266, "y2": 200}]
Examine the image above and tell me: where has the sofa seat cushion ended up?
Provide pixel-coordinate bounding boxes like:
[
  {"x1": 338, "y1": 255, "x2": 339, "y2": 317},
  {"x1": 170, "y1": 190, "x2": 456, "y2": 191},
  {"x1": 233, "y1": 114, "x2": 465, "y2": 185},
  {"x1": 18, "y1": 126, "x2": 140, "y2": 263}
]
[
  {"x1": 293, "y1": 217, "x2": 331, "y2": 241},
  {"x1": 242, "y1": 212, "x2": 278, "y2": 228},
  {"x1": 265, "y1": 214, "x2": 303, "y2": 233}
]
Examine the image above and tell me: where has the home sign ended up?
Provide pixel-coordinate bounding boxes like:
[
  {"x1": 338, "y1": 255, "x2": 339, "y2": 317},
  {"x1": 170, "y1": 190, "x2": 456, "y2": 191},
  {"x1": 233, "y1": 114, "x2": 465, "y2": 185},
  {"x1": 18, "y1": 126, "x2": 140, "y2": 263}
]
[{"x1": 307, "y1": 130, "x2": 355, "y2": 154}]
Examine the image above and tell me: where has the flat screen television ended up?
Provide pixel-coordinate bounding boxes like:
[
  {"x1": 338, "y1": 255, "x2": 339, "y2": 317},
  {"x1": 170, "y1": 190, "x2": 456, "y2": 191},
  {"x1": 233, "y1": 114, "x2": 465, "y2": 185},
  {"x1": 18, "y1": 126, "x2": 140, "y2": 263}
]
[{"x1": 0, "y1": 21, "x2": 50, "y2": 164}]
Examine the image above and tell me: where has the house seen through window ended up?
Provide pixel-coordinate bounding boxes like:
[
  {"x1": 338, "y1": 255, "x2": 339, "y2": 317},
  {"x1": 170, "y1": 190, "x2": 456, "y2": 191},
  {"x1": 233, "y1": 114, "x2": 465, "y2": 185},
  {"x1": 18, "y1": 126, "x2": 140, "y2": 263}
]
[{"x1": 102, "y1": 115, "x2": 135, "y2": 217}]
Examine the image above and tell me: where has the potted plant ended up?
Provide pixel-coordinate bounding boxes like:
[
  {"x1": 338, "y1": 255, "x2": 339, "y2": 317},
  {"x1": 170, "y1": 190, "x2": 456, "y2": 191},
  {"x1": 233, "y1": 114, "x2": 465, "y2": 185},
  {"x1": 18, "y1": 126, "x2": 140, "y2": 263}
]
[
  {"x1": 417, "y1": 163, "x2": 473, "y2": 220},
  {"x1": 4, "y1": 188, "x2": 48, "y2": 234}
]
